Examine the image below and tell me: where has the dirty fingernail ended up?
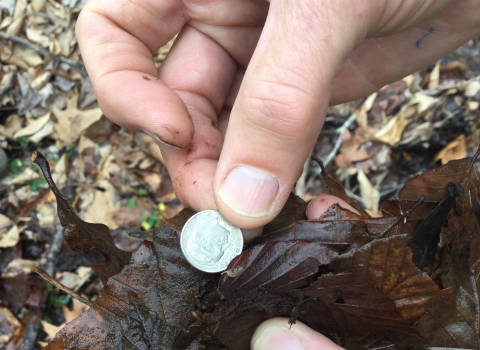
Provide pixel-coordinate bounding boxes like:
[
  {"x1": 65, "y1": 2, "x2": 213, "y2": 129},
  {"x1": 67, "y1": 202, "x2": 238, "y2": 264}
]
[
  {"x1": 142, "y1": 130, "x2": 182, "y2": 149},
  {"x1": 252, "y1": 326, "x2": 303, "y2": 350},
  {"x1": 219, "y1": 166, "x2": 278, "y2": 217}
]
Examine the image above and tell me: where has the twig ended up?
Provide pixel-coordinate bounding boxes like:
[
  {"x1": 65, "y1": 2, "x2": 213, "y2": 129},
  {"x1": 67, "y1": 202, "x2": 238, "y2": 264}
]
[
  {"x1": 34, "y1": 266, "x2": 92, "y2": 307},
  {"x1": 0, "y1": 31, "x2": 87, "y2": 77},
  {"x1": 470, "y1": 144, "x2": 480, "y2": 165},
  {"x1": 295, "y1": 150, "x2": 312, "y2": 199},
  {"x1": 379, "y1": 197, "x2": 425, "y2": 237},
  {"x1": 44, "y1": 217, "x2": 64, "y2": 276},
  {"x1": 344, "y1": 189, "x2": 369, "y2": 206},
  {"x1": 20, "y1": 312, "x2": 41, "y2": 350},
  {"x1": 305, "y1": 114, "x2": 357, "y2": 192},
  {"x1": 321, "y1": 114, "x2": 357, "y2": 168}
]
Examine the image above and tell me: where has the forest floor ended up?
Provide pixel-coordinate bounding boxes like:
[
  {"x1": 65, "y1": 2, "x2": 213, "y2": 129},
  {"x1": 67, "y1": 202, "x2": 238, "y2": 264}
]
[{"x1": 0, "y1": 1, "x2": 479, "y2": 349}]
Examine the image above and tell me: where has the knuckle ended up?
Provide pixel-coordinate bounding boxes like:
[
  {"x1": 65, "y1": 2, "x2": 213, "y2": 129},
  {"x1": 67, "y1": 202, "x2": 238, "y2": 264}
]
[{"x1": 244, "y1": 79, "x2": 315, "y2": 139}]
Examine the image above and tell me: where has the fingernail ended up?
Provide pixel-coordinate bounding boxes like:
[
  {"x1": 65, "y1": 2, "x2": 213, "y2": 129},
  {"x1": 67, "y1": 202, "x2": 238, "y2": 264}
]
[
  {"x1": 219, "y1": 166, "x2": 278, "y2": 217},
  {"x1": 142, "y1": 130, "x2": 182, "y2": 150},
  {"x1": 253, "y1": 326, "x2": 303, "y2": 350}
]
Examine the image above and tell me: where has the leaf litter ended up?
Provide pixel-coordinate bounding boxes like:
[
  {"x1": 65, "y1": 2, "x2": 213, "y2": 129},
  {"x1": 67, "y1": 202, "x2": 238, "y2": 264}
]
[
  {"x1": 34, "y1": 147, "x2": 480, "y2": 349},
  {"x1": 0, "y1": 1, "x2": 479, "y2": 349}
]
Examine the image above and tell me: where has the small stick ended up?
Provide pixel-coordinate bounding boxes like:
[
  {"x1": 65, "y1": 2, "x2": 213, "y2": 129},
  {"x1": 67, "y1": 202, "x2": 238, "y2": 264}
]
[
  {"x1": 322, "y1": 114, "x2": 357, "y2": 168},
  {"x1": 44, "y1": 218, "x2": 64, "y2": 277},
  {"x1": 470, "y1": 145, "x2": 480, "y2": 165},
  {"x1": 379, "y1": 197, "x2": 425, "y2": 237},
  {"x1": 295, "y1": 150, "x2": 312, "y2": 198},
  {"x1": 33, "y1": 266, "x2": 92, "y2": 307}
]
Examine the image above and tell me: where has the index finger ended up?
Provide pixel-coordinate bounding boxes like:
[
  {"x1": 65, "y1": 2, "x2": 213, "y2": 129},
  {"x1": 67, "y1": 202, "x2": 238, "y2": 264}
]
[{"x1": 75, "y1": 0, "x2": 194, "y2": 147}]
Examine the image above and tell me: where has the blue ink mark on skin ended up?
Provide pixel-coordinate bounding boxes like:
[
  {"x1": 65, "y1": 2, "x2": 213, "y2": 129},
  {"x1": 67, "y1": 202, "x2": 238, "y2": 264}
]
[{"x1": 416, "y1": 27, "x2": 435, "y2": 48}]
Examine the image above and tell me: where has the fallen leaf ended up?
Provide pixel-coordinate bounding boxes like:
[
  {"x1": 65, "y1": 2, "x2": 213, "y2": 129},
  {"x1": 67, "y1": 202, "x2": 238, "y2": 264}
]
[
  {"x1": 464, "y1": 80, "x2": 480, "y2": 97},
  {"x1": 0, "y1": 113, "x2": 21, "y2": 137},
  {"x1": 0, "y1": 214, "x2": 19, "y2": 248},
  {"x1": 3, "y1": 167, "x2": 41, "y2": 186},
  {"x1": 428, "y1": 60, "x2": 440, "y2": 89},
  {"x1": 13, "y1": 112, "x2": 51, "y2": 138},
  {"x1": 1, "y1": 258, "x2": 39, "y2": 278},
  {"x1": 25, "y1": 26, "x2": 50, "y2": 47},
  {"x1": 434, "y1": 134, "x2": 467, "y2": 164},
  {"x1": 51, "y1": 89, "x2": 103, "y2": 145},
  {"x1": 373, "y1": 115, "x2": 409, "y2": 145},
  {"x1": 42, "y1": 298, "x2": 90, "y2": 340},
  {"x1": 83, "y1": 180, "x2": 121, "y2": 230},
  {"x1": 32, "y1": 152, "x2": 131, "y2": 285},
  {"x1": 299, "y1": 272, "x2": 425, "y2": 345},
  {"x1": 37, "y1": 149, "x2": 480, "y2": 349},
  {"x1": 6, "y1": 0, "x2": 25, "y2": 35},
  {"x1": 358, "y1": 169, "x2": 380, "y2": 213},
  {"x1": 0, "y1": 306, "x2": 21, "y2": 348}
]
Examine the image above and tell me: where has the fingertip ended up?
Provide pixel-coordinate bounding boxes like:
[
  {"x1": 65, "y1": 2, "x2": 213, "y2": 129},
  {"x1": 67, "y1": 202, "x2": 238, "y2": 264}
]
[
  {"x1": 306, "y1": 194, "x2": 359, "y2": 220},
  {"x1": 242, "y1": 227, "x2": 263, "y2": 243},
  {"x1": 251, "y1": 318, "x2": 344, "y2": 350}
]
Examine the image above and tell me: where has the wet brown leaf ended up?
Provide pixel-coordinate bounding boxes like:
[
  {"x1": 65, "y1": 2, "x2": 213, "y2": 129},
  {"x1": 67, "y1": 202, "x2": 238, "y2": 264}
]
[
  {"x1": 298, "y1": 272, "x2": 425, "y2": 346},
  {"x1": 331, "y1": 234, "x2": 445, "y2": 323},
  {"x1": 44, "y1": 223, "x2": 216, "y2": 350},
  {"x1": 40, "y1": 150, "x2": 480, "y2": 349},
  {"x1": 32, "y1": 151, "x2": 131, "y2": 285}
]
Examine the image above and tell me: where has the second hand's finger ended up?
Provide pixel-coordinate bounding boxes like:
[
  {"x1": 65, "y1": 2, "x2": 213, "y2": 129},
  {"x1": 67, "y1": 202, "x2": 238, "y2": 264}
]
[{"x1": 330, "y1": 0, "x2": 480, "y2": 104}]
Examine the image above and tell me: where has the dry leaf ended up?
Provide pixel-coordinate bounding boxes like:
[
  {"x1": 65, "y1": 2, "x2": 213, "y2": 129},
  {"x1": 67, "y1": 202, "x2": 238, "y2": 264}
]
[
  {"x1": 373, "y1": 115, "x2": 409, "y2": 145},
  {"x1": 3, "y1": 167, "x2": 40, "y2": 186},
  {"x1": 469, "y1": 100, "x2": 479, "y2": 111},
  {"x1": 25, "y1": 26, "x2": 50, "y2": 47},
  {"x1": 428, "y1": 61, "x2": 440, "y2": 89},
  {"x1": 0, "y1": 114, "x2": 21, "y2": 137},
  {"x1": 30, "y1": 0, "x2": 47, "y2": 14},
  {"x1": 51, "y1": 90, "x2": 103, "y2": 145},
  {"x1": 0, "y1": 306, "x2": 21, "y2": 347},
  {"x1": 6, "y1": 0, "x2": 26, "y2": 35},
  {"x1": 355, "y1": 92, "x2": 377, "y2": 131},
  {"x1": 31, "y1": 69, "x2": 52, "y2": 90},
  {"x1": 1, "y1": 259, "x2": 39, "y2": 278},
  {"x1": 0, "y1": 214, "x2": 19, "y2": 248},
  {"x1": 357, "y1": 169, "x2": 379, "y2": 213},
  {"x1": 410, "y1": 92, "x2": 439, "y2": 114},
  {"x1": 13, "y1": 112, "x2": 50, "y2": 138},
  {"x1": 29, "y1": 120, "x2": 54, "y2": 143},
  {"x1": 464, "y1": 80, "x2": 480, "y2": 97},
  {"x1": 11, "y1": 45, "x2": 43, "y2": 67},
  {"x1": 83, "y1": 180, "x2": 120, "y2": 230},
  {"x1": 434, "y1": 134, "x2": 467, "y2": 165}
]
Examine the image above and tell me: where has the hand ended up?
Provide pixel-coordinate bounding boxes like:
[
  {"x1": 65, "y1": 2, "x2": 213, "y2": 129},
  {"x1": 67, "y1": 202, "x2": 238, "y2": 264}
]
[
  {"x1": 76, "y1": 0, "x2": 480, "y2": 230},
  {"x1": 251, "y1": 318, "x2": 344, "y2": 350}
]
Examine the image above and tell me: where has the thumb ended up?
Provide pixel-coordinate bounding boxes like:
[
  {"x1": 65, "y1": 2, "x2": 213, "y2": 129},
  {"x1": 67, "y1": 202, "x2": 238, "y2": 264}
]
[
  {"x1": 251, "y1": 318, "x2": 344, "y2": 350},
  {"x1": 213, "y1": 1, "x2": 367, "y2": 229}
]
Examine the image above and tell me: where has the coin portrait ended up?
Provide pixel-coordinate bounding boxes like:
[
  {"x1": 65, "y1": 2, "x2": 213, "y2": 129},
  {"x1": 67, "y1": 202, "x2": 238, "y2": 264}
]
[{"x1": 181, "y1": 211, "x2": 243, "y2": 273}]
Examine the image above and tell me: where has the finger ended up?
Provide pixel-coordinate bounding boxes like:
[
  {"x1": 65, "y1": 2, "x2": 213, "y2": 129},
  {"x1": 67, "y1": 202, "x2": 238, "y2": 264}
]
[
  {"x1": 330, "y1": 0, "x2": 480, "y2": 104},
  {"x1": 251, "y1": 317, "x2": 344, "y2": 350},
  {"x1": 76, "y1": 0, "x2": 194, "y2": 147},
  {"x1": 213, "y1": 1, "x2": 365, "y2": 229},
  {"x1": 157, "y1": 26, "x2": 236, "y2": 211},
  {"x1": 306, "y1": 194, "x2": 359, "y2": 220}
]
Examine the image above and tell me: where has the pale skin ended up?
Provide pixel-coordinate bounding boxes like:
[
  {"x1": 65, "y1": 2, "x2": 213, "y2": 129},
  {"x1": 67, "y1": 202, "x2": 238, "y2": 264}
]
[{"x1": 76, "y1": 0, "x2": 480, "y2": 347}]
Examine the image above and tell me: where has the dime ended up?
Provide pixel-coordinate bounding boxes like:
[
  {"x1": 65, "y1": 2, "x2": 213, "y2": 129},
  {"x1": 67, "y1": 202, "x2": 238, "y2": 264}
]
[{"x1": 180, "y1": 210, "x2": 243, "y2": 273}]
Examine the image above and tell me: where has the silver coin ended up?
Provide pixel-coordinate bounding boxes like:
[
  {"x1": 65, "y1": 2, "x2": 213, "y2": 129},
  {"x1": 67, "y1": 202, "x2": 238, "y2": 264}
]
[{"x1": 180, "y1": 210, "x2": 243, "y2": 273}]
